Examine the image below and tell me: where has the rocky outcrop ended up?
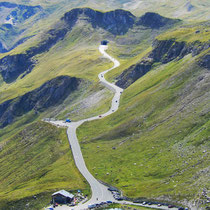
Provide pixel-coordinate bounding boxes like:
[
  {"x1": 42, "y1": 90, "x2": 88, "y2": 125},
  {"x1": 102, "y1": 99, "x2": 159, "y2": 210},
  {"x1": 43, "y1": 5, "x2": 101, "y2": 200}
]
[
  {"x1": 63, "y1": 8, "x2": 136, "y2": 35},
  {"x1": 184, "y1": 2, "x2": 195, "y2": 12},
  {"x1": 0, "y1": 41, "x2": 7, "y2": 53},
  {"x1": 137, "y1": 12, "x2": 180, "y2": 29},
  {"x1": 0, "y1": 54, "x2": 34, "y2": 83},
  {"x1": 198, "y1": 54, "x2": 210, "y2": 70},
  {"x1": 150, "y1": 39, "x2": 210, "y2": 63},
  {"x1": 116, "y1": 39, "x2": 210, "y2": 88},
  {"x1": 0, "y1": 76, "x2": 80, "y2": 127},
  {"x1": 116, "y1": 61, "x2": 152, "y2": 89}
]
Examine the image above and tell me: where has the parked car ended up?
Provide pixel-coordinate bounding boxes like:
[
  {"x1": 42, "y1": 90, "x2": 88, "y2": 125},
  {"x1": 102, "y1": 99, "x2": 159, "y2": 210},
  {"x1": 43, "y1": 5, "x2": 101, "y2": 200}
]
[
  {"x1": 116, "y1": 197, "x2": 123, "y2": 201},
  {"x1": 178, "y1": 208, "x2": 184, "y2": 210},
  {"x1": 88, "y1": 204, "x2": 96, "y2": 209},
  {"x1": 168, "y1": 205, "x2": 175, "y2": 208},
  {"x1": 106, "y1": 201, "x2": 113, "y2": 204}
]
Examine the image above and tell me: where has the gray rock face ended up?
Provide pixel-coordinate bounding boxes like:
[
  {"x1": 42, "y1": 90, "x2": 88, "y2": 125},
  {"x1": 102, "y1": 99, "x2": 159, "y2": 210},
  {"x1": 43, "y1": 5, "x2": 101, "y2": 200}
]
[
  {"x1": 0, "y1": 53, "x2": 33, "y2": 83},
  {"x1": 116, "y1": 61, "x2": 152, "y2": 89},
  {"x1": 199, "y1": 54, "x2": 210, "y2": 70},
  {"x1": 0, "y1": 76, "x2": 80, "y2": 128},
  {"x1": 137, "y1": 12, "x2": 180, "y2": 29},
  {"x1": 63, "y1": 8, "x2": 136, "y2": 35},
  {"x1": 116, "y1": 39, "x2": 210, "y2": 88},
  {"x1": 150, "y1": 40, "x2": 210, "y2": 63}
]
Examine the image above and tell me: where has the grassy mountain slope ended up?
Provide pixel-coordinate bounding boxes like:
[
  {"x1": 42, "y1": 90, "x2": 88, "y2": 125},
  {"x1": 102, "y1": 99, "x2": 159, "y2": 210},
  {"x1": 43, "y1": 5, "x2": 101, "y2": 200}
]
[
  {"x1": 0, "y1": 5, "x2": 209, "y2": 210},
  {"x1": 77, "y1": 26, "x2": 210, "y2": 209},
  {"x1": 0, "y1": 121, "x2": 89, "y2": 209}
]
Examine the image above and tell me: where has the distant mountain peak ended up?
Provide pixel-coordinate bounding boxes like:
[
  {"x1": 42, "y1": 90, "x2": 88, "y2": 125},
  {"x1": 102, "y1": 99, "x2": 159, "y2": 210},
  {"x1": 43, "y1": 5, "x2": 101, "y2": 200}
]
[
  {"x1": 137, "y1": 12, "x2": 180, "y2": 29},
  {"x1": 62, "y1": 7, "x2": 136, "y2": 35}
]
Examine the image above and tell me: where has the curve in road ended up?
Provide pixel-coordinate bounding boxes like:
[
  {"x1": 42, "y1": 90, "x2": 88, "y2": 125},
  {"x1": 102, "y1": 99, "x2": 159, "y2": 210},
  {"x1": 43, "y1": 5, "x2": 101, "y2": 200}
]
[{"x1": 46, "y1": 45, "x2": 178, "y2": 210}]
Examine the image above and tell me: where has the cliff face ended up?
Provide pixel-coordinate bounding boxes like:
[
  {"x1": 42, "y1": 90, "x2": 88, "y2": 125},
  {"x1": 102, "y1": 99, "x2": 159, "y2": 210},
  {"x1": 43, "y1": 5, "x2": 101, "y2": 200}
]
[
  {"x1": 0, "y1": 53, "x2": 33, "y2": 83},
  {"x1": 63, "y1": 8, "x2": 136, "y2": 35},
  {"x1": 116, "y1": 61, "x2": 152, "y2": 88},
  {"x1": 137, "y1": 12, "x2": 180, "y2": 29},
  {"x1": 116, "y1": 39, "x2": 210, "y2": 88},
  {"x1": 0, "y1": 76, "x2": 80, "y2": 127},
  {"x1": 150, "y1": 39, "x2": 210, "y2": 63}
]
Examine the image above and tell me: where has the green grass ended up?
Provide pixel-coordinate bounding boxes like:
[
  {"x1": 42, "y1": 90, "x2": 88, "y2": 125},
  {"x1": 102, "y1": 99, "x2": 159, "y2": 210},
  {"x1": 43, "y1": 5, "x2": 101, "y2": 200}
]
[
  {"x1": 77, "y1": 51, "x2": 210, "y2": 207},
  {"x1": 0, "y1": 5, "x2": 209, "y2": 209},
  {"x1": 0, "y1": 120, "x2": 89, "y2": 209},
  {"x1": 157, "y1": 22, "x2": 210, "y2": 43},
  {"x1": 0, "y1": 23, "x2": 113, "y2": 104}
]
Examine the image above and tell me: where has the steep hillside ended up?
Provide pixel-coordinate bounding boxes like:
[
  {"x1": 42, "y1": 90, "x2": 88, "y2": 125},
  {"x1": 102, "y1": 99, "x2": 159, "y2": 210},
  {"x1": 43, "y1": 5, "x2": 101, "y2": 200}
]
[
  {"x1": 0, "y1": 8, "x2": 179, "y2": 104},
  {"x1": 77, "y1": 26, "x2": 210, "y2": 209},
  {"x1": 0, "y1": 76, "x2": 80, "y2": 127},
  {"x1": 0, "y1": 121, "x2": 89, "y2": 209}
]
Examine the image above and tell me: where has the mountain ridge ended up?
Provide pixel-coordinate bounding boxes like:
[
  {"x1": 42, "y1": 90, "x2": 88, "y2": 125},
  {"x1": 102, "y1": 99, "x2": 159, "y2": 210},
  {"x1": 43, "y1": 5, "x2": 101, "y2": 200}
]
[{"x1": 0, "y1": 8, "x2": 180, "y2": 84}]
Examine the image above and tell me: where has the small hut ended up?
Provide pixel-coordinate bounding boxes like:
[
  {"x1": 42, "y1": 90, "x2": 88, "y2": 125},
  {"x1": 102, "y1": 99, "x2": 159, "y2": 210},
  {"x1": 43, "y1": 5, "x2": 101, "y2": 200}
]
[{"x1": 52, "y1": 190, "x2": 74, "y2": 204}]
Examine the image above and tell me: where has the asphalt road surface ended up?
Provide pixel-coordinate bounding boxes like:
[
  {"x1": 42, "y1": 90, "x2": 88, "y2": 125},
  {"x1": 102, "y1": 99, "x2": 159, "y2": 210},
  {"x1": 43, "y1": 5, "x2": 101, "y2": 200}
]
[{"x1": 46, "y1": 45, "x2": 179, "y2": 210}]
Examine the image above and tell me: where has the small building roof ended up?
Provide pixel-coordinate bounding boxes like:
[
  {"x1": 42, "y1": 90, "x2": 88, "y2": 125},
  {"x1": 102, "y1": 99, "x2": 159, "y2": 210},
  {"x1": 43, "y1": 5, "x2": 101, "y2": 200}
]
[{"x1": 52, "y1": 190, "x2": 74, "y2": 199}]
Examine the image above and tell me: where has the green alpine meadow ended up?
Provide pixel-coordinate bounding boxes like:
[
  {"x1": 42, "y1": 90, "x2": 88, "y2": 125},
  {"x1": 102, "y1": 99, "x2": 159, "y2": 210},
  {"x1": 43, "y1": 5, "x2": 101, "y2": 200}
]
[{"x1": 0, "y1": 0, "x2": 209, "y2": 209}]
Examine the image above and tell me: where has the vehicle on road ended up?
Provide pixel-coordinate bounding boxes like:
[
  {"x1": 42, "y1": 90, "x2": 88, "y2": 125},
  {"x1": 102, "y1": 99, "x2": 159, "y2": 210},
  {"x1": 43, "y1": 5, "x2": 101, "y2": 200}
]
[
  {"x1": 168, "y1": 205, "x2": 175, "y2": 208},
  {"x1": 99, "y1": 115, "x2": 102, "y2": 118},
  {"x1": 115, "y1": 197, "x2": 123, "y2": 201},
  {"x1": 65, "y1": 119, "x2": 71, "y2": 123},
  {"x1": 106, "y1": 201, "x2": 113, "y2": 204},
  {"x1": 88, "y1": 204, "x2": 96, "y2": 209}
]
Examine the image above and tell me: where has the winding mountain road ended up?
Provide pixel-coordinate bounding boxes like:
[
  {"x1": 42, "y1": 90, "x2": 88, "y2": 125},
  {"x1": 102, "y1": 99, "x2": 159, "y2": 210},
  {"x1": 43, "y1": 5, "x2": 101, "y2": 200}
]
[{"x1": 46, "y1": 45, "x2": 178, "y2": 210}]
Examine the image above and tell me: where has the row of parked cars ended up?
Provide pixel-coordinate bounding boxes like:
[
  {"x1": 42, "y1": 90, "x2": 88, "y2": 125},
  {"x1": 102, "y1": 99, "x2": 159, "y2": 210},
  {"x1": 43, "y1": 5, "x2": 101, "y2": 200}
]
[
  {"x1": 133, "y1": 200, "x2": 187, "y2": 210},
  {"x1": 88, "y1": 201, "x2": 112, "y2": 209}
]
